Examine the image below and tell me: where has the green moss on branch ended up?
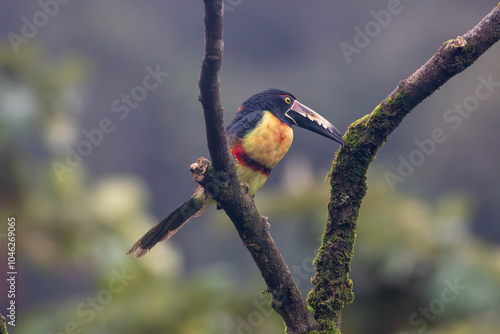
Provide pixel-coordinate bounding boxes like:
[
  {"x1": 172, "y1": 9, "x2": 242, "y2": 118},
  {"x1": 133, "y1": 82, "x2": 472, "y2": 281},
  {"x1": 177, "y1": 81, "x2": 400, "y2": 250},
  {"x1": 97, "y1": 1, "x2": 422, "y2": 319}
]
[
  {"x1": 307, "y1": 5, "x2": 500, "y2": 332},
  {"x1": 0, "y1": 314, "x2": 8, "y2": 334}
]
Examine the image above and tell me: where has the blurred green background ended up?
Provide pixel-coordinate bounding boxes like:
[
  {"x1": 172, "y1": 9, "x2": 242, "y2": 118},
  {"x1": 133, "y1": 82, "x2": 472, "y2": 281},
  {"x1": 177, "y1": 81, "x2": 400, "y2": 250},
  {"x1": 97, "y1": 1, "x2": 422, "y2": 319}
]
[{"x1": 1, "y1": 1, "x2": 500, "y2": 333}]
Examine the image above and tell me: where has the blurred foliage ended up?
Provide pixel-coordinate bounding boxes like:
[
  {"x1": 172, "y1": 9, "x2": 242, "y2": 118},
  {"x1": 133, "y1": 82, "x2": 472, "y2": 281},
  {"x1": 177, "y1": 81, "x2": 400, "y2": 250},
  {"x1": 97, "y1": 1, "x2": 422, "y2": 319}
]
[
  {"x1": 1, "y1": 32, "x2": 499, "y2": 334},
  {"x1": 0, "y1": 45, "x2": 285, "y2": 334},
  {"x1": 257, "y1": 176, "x2": 500, "y2": 334}
]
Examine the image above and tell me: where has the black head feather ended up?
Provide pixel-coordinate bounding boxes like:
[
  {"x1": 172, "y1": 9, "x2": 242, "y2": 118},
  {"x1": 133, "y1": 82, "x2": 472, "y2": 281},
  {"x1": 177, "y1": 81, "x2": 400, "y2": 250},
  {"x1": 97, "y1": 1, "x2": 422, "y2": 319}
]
[{"x1": 226, "y1": 89, "x2": 297, "y2": 139}]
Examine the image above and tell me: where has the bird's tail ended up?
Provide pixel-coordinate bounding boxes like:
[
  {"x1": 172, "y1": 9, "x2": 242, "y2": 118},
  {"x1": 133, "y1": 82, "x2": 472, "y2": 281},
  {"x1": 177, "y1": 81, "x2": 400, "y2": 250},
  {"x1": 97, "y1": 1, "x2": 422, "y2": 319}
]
[{"x1": 126, "y1": 187, "x2": 208, "y2": 258}]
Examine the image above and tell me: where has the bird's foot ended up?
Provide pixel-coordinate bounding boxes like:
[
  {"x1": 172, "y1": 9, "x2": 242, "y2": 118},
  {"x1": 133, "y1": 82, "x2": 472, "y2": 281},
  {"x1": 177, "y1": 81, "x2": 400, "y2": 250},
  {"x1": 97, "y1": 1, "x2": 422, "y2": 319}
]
[
  {"x1": 261, "y1": 215, "x2": 270, "y2": 231},
  {"x1": 241, "y1": 182, "x2": 250, "y2": 194},
  {"x1": 216, "y1": 202, "x2": 223, "y2": 210}
]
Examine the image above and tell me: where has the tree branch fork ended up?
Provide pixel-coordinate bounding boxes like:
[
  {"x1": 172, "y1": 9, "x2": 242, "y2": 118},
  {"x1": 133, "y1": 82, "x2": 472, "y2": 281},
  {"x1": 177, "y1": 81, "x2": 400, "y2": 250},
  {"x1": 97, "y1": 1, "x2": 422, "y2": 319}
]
[{"x1": 196, "y1": 1, "x2": 500, "y2": 333}]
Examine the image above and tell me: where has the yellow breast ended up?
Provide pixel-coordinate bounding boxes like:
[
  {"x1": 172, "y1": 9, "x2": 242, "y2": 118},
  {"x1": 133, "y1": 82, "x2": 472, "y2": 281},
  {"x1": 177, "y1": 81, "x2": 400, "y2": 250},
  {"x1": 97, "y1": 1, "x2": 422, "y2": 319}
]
[{"x1": 241, "y1": 111, "x2": 294, "y2": 169}]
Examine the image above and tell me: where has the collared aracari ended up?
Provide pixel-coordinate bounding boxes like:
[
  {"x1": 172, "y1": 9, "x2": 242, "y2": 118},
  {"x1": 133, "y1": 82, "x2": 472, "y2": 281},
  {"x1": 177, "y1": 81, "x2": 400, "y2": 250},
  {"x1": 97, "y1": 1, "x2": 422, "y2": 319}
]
[{"x1": 127, "y1": 89, "x2": 344, "y2": 257}]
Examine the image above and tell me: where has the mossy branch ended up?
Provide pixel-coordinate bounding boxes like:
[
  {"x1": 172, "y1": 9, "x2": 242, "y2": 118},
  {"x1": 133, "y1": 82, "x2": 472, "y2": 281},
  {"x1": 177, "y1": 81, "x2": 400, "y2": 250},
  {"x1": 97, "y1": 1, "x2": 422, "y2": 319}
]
[
  {"x1": 307, "y1": 5, "x2": 500, "y2": 332},
  {"x1": 197, "y1": 1, "x2": 317, "y2": 332},
  {"x1": 0, "y1": 314, "x2": 8, "y2": 334}
]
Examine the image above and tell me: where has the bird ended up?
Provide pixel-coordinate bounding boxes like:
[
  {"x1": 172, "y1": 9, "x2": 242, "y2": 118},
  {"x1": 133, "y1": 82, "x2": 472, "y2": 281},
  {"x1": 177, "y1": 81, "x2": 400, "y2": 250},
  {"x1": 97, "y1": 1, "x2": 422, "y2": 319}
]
[{"x1": 127, "y1": 89, "x2": 344, "y2": 257}]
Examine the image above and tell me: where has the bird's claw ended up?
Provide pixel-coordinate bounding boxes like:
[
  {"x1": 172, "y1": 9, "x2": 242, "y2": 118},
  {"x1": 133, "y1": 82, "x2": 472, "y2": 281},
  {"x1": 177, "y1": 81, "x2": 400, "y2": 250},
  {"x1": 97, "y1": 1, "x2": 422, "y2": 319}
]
[
  {"x1": 241, "y1": 182, "x2": 250, "y2": 194},
  {"x1": 216, "y1": 202, "x2": 223, "y2": 210},
  {"x1": 261, "y1": 215, "x2": 270, "y2": 231}
]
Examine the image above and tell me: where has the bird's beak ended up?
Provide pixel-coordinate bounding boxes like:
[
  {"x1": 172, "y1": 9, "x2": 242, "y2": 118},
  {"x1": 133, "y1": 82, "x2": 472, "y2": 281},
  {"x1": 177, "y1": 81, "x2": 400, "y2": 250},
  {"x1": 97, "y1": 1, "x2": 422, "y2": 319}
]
[{"x1": 286, "y1": 100, "x2": 344, "y2": 146}]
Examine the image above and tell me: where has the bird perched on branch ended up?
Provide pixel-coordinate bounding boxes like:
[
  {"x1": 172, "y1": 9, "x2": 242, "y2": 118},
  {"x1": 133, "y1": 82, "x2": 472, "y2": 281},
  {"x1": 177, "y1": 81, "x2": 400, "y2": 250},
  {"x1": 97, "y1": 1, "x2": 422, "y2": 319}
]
[{"x1": 127, "y1": 89, "x2": 344, "y2": 257}]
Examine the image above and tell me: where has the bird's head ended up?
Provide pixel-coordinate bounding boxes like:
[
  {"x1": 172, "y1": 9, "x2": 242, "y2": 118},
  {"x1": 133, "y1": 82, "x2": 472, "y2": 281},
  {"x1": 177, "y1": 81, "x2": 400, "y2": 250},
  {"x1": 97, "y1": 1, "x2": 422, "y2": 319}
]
[{"x1": 244, "y1": 89, "x2": 344, "y2": 146}]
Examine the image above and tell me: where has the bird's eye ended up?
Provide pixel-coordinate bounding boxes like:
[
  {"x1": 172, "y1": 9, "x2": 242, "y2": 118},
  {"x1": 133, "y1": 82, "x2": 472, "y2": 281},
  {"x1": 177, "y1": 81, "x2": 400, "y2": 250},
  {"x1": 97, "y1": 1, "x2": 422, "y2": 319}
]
[{"x1": 284, "y1": 97, "x2": 292, "y2": 104}]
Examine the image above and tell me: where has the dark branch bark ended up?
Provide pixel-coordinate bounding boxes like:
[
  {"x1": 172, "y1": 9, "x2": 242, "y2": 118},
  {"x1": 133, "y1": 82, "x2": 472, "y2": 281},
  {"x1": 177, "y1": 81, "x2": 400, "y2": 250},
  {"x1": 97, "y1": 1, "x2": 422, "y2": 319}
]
[
  {"x1": 197, "y1": 1, "x2": 317, "y2": 333},
  {"x1": 199, "y1": 0, "x2": 229, "y2": 172},
  {"x1": 308, "y1": 5, "x2": 500, "y2": 331}
]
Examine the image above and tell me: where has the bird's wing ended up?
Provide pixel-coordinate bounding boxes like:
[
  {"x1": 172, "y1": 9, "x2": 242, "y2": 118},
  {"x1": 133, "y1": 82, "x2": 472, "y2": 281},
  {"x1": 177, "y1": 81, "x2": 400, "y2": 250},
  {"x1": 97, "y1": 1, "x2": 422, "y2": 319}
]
[{"x1": 226, "y1": 108, "x2": 263, "y2": 141}]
